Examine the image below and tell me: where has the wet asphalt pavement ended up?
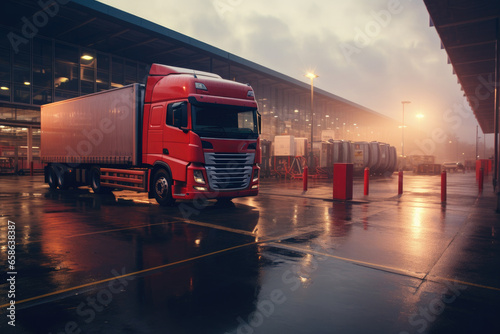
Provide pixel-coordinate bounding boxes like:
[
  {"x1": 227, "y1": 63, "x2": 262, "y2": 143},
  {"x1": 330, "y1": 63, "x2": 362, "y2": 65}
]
[{"x1": 0, "y1": 172, "x2": 499, "y2": 333}]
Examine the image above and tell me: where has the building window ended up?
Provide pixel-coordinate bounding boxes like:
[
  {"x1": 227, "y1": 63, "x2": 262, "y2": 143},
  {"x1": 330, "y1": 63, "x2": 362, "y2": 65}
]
[
  {"x1": 80, "y1": 50, "x2": 95, "y2": 95},
  {"x1": 97, "y1": 53, "x2": 110, "y2": 91},
  {"x1": 10, "y1": 24, "x2": 32, "y2": 104},
  {"x1": 0, "y1": 83, "x2": 10, "y2": 102},
  {"x1": 138, "y1": 64, "x2": 148, "y2": 83},
  {"x1": 13, "y1": 85, "x2": 30, "y2": 104},
  {"x1": 0, "y1": 47, "x2": 11, "y2": 84},
  {"x1": 111, "y1": 57, "x2": 124, "y2": 88},
  {"x1": 55, "y1": 43, "x2": 79, "y2": 97},
  {"x1": 124, "y1": 61, "x2": 137, "y2": 85},
  {"x1": 33, "y1": 54, "x2": 52, "y2": 87},
  {"x1": 0, "y1": 29, "x2": 11, "y2": 102},
  {"x1": 54, "y1": 89, "x2": 78, "y2": 102},
  {"x1": 13, "y1": 50, "x2": 30, "y2": 104},
  {"x1": 33, "y1": 38, "x2": 53, "y2": 105},
  {"x1": 33, "y1": 88, "x2": 52, "y2": 105}
]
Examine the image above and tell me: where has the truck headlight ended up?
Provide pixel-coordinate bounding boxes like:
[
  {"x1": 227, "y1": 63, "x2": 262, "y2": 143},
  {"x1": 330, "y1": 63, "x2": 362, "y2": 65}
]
[
  {"x1": 252, "y1": 169, "x2": 259, "y2": 182},
  {"x1": 193, "y1": 170, "x2": 206, "y2": 184}
]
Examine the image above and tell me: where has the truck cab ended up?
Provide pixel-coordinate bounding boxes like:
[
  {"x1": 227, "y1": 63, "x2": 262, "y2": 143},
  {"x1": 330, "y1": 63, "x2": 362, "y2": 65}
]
[{"x1": 143, "y1": 64, "x2": 261, "y2": 205}]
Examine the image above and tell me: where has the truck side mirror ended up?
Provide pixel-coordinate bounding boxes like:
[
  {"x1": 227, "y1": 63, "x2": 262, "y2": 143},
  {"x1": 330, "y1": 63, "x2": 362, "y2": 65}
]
[
  {"x1": 168, "y1": 102, "x2": 188, "y2": 129},
  {"x1": 257, "y1": 112, "x2": 262, "y2": 134}
]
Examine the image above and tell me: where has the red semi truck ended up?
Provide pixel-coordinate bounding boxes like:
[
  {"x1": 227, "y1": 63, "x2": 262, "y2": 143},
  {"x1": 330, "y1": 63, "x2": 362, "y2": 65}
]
[{"x1": 41, "y1": 64, "x2": 261, "y2": 205}]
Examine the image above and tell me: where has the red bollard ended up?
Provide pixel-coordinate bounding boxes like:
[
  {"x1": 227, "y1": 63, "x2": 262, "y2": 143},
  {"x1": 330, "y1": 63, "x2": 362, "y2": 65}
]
[
  {"x1": 479, "y1": 168, "x2": 484, "y2": 194},
  {"x1": 303, "y1": 166, "x2": 308, "y2": 191},
  {"x1": 303, "y1": 166, "x2": 308, "y2": 192},
  {"x1": 441, "y1": 170, "x2": 447, "y2": 203},
  {"x1": 398, "y1": 170, "x2": 403, "y2": 195},
  {"x1": 364, "y1": 167, "x2": 369, "y2": 196},
  {"x1": 333, "y1": 163, "x2": 353, "y2": 200},
  {"x1": 30, "y1": 161, "x2": 34, "y2": 176}
]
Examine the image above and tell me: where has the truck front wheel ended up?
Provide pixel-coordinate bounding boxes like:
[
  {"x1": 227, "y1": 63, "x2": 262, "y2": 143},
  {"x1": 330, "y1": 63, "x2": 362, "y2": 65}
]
[{"x1": 153, "y1": 169, "x2": 175, "y2": 206}]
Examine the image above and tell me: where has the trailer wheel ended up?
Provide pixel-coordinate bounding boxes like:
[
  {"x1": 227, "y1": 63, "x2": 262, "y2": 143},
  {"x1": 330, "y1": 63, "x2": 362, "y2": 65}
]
[
  {"x1": 58, "y1": 170, "x2": 71, "y2": 190},
  {"x1": 90, "y1": 167, "x2": 112, "y2": 194},
  {"x1": 153, "y1": 169, "x2": 175, "y2": 206},
  {"x1": 47, "y1": 166, "x2": 58, "y2": 190}
]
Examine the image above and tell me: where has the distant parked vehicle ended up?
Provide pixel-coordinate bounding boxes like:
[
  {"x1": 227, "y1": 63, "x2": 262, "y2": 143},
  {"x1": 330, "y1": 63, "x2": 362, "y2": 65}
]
[
  {"x1": 406, "y1": 155, "x2": 436, "y2": 173},
  {"x1": 442, "y1": 162, "x2": 465, "y2": 173}
]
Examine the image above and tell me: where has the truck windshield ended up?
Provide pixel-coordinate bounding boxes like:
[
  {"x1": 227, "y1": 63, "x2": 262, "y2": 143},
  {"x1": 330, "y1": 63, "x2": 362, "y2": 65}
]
[{"x1": 191, "y1": 105, "x2": 258, "y2": 139}]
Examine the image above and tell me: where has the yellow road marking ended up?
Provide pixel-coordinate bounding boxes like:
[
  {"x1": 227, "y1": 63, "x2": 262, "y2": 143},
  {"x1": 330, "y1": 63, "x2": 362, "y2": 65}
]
[
  {"x1": 6, "y1": 227, "x2": 499, "y2": 311},
  {"x1": 431, "y1": 276, "x2": 500, "y2": 292},
  {"x1": 20, "y1": 217, "x2": 254, "y2": 245},
  {"x1": 17, "y1": 221, "x2": 178, "y2": 245},
  {"x1": 64, "y1": 221, "x2": 175, "y2": 238},
  {"x1": 273, "y1": 243, "x2": 420, "y2": 277},
  {"x1": 185, "y1": 220, "x2": 255, "y2": 236},
  {"x1": 271, "y1": 243, "x2": 500, "y2": 292},
  {"x1": 0, "y1": 241, "x2": 258, "y2": 309}
]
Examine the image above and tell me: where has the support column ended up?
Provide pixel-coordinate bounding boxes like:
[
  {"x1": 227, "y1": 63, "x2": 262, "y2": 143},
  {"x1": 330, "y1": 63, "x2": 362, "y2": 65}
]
[
  {"x1": 495, "y1": 19, "x2": 500, "y2": 212},
  {"x1": 14, "y1": 146, "x2": 19, "y2": 174},
  {"x1": 27, "y1": 127, "x2": 33, "y2": 173}
]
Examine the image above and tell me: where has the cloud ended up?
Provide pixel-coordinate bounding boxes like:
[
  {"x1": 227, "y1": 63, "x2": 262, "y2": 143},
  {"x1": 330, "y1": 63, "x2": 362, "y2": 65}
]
[{"x1": 98, "y1": 0, "x2": 479, "y2": 143}]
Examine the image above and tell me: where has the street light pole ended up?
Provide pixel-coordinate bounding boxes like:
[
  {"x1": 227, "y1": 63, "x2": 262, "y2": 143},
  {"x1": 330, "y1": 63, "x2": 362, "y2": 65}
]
[
  {"x1": 401, "y1": 101, "x2": 411, "y2": 158},
  {"x1": 306, "y1": 72, "x2": 318, "y2": 170}
]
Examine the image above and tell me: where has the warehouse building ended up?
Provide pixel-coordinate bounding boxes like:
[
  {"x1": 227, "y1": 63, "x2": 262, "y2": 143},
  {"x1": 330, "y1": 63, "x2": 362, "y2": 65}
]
[
  {"x1": 0, "y1": 0, "x2": 399, "y2": 173},
  {"x1": 423, "y1": 0, "x2": 500, "y2": 206}
]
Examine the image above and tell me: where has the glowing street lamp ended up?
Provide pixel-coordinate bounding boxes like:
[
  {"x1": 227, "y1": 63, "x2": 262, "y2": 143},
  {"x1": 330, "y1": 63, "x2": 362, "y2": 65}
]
[
  {"x1": 306, "y1": 72, "x2": 318, "y2": 170},
  {"x1": 81, "y1": 54, "x2": 94, "y2": 61}
]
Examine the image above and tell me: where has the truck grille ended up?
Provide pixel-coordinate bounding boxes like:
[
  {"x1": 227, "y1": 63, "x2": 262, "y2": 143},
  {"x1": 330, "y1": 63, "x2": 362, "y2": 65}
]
[{"x1": 204, "y1": 153, "x2": 255, "y2": 191}]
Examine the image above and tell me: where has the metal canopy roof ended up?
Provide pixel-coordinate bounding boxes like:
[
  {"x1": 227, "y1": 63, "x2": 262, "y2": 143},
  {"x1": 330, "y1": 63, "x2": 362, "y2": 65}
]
[
  {"x1": 2, "y1": 0, "x2": 395, "y2": 124},
  {"x1": 424, "y1": 0, "x2": 500, "y2": 134}
]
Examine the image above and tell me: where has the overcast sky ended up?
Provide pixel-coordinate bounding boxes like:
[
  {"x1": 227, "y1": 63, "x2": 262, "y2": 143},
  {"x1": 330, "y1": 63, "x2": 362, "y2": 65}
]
[{"x1": 98, "y1": 0, "x2": 482, "y2": 144}]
